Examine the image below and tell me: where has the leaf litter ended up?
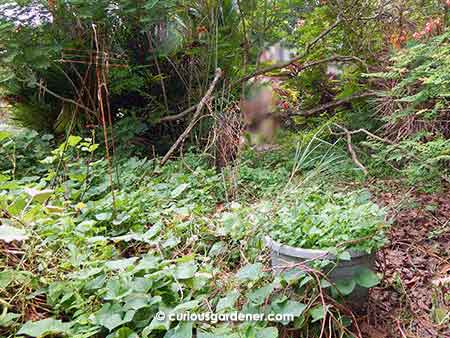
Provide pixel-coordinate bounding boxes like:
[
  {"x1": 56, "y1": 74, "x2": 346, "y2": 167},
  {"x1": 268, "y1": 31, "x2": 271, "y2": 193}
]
[{"x1": 364, "y1": 183, "x2": 450, "y2": 338}]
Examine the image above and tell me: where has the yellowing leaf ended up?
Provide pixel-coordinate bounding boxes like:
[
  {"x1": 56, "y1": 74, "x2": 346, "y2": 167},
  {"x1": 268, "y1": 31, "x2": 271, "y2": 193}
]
[
  {"x1": 45, "y1": 205, "x2": 65, "y2": 213},
  {"x1": 0, "y1": 225, "x2": 28, "y2": 242},
  {"x1": 24, "y1": 188, "x2": 54, "y2": 203}
]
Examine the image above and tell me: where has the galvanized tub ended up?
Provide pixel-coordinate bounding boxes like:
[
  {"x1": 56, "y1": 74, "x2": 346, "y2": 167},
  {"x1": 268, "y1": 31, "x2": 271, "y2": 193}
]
[{"x1": 265, "y1": 236, "x2": 376, "y2": 309}]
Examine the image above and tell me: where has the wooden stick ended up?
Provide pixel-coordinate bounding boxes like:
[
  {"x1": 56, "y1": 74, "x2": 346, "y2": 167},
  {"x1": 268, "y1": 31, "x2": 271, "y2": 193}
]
[
  {"x1": 291, "y1": 92, "x2": 377, "y2": 117},
  {"x1": 291, "y1": 55, "x2": 366, "y2": 74},
  {"x1": 337, "y1": 124, "x2": 369, "y2": 175},
  {"x1": 160, "y1": 69, "x2": 223, "y2": 165},
  {"x1": 333, "y1": 123, "x2": 450, "y2": 184},
  {"x1": 157, "y1": 104, "x2": 197, "y2": 123},
  {"x1": 233, "y1": 18, "x2": 342, "y2": 86},
  {"x1": 35, "y1": 82, "x2": 98, "y2": 115}
]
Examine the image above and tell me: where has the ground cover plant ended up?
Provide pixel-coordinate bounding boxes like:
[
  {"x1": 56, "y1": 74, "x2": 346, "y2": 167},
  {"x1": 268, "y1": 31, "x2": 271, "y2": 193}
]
[
  {"x1": 1, "y1": 130, "x2": 372, "y2": 338},
  {"x1": 265, "y1": 189, "x2": 388, "y2": 253},
  {"x1": 1, "y1": 0, "x2": 449, "y2": 337}
]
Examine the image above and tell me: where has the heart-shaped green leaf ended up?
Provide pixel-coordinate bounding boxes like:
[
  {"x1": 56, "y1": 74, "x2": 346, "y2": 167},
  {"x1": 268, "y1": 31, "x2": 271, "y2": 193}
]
[{"x1": 354, "y1": 267, "x2": 381, "y2": 288}]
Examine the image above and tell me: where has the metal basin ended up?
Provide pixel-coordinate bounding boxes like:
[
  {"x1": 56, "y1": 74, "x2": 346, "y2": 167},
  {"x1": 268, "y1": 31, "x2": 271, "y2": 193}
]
[{"x1": 265, "y1": 236, "x2": 376, "y2": 310}]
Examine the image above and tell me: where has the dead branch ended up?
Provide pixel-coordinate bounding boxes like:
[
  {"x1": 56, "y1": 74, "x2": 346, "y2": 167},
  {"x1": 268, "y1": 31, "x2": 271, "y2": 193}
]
[
  {"x1": 147, "y1": 32, "x2": 169, "y2": 112},
  {"x1": 332, "y1": 124, "x2": 395, "y2": 145},
  {"x1": 93, "y1": 23, "x2": 116, "y2": 210},
  {"x1": 346, "y1": 140, "x2": 367, "y2": 175},
  {"x1": 161, "y1": 68, "x2": 223, "y2": 165},
  {"x1": 292, "y1": 92, "x2": 377, "y2": 117},
  {"x1": 332, "y1": 123, "x2": 450, "y2": 184},
  {"x1": 157, "y1": 104, "x2": 197, "y2": 123},
  {"x1": 292, "y1": 55, "x2": 367, "y2": 73},
  {"x1": 250, "y1": 55, "x2": 367, "y2": 79},
  {"x1": 35, "y1": 82, "x2": 98, "y2": 115},
  {"x1": 334, "y1": 124, "x2": 369, "y2": 175},
  {"x1": 233, "y1": 18, "x2": 342, "y2": 86}
]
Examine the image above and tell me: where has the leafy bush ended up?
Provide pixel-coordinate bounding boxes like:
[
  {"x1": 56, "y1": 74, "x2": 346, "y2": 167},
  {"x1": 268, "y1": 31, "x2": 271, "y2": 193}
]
[
  {"x1": 369, "y1": 31, "x2": 450, "y2": 139},
  {"x1": 264, "y1": 189, "x2": 388, "y2": 253},
  {"x1": 0, "y1": 128, "x2": 54, "y2": 178},
  {"x1": 362, "y1": 32, "x2": 450, "y2": 186},
  {"x1": 363, "y1": 135, "x2": 450, "y2": 189},
  {"x1": 0, "y1": 0, "x2": 230, "y2": 134}
]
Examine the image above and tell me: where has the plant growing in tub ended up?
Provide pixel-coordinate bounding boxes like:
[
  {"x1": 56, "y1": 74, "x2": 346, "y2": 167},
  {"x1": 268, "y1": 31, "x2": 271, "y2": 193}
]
[{"x1": 261, "y1": 188, "x2": 390, "y2": 301}]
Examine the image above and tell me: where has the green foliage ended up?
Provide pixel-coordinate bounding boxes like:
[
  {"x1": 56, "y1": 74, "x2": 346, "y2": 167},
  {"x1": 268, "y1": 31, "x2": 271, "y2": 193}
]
[
  {"x1": 0, "y1": 0, "x2": 387, "y2": 140},
  {"x1": 0, "y1": 129, "x2": 389, "y2": 337},
  {"x1": 237, "y1": 161, "x2": 291, "y2": 197},
  {"x1": 1, "y1": 1, "x2": 448, "y2": 336},
  {"x1": 0, "y1": 128, "x2": 54, "y2": 178},
  {"x1": 236, "y1": 128, "x2": 352, "y2": 197},
  {"x1": 362, "y1": 32, "x2": 450, "y2": 187},
  {"x1": 264, "y1": 188, "x2": 388, "y2": 253},
  {"x1": 363, "y1": 136, "x2": 450, "y2": 189},
  {"x1": 0, "y1": 0, "x2": 251, "y2": 135},
  {"x1": 369, "y1": 32, "x2": 450, "y2": 127},
  {"x1": 17, "y1": 318, "x2": 73, "y2": 337}
]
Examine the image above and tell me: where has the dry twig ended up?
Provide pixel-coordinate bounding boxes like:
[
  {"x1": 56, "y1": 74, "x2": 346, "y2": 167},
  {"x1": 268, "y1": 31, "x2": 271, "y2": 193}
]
[
  {"x1": 334, "y1": 124, "x2": 369, "y2": 175},
  {"x1": 292, "y1": 92, "x2": 377, "y2": 117},
  {"x1": 331, "y1": 124, "x2": 450, "y2": 184},
  {"x1": 157, "y1": 104, "x2": 198, "y2": 123},
  {"x1": 233, "y1": 18, "x2": 342, "y2": 86},
  {"x1": 161, "y1": 69, "x2": 223, "y2": 165}
]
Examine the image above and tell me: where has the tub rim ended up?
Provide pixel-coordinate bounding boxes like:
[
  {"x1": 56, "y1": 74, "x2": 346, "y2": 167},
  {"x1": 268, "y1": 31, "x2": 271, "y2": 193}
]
[{"x1": 264, "y1": 236, "x2": 370, "y2": 260}]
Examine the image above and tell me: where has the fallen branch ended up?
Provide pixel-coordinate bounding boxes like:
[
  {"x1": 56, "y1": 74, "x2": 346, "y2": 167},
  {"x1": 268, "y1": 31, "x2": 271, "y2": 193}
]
[
  {"x1": 161, "y1": 69, "x2": 223, "y2": 166},
  {"x1": 233, "y1": 18, "x2": 342, "y2": 86},
  {"x1": 291, "y1": 55, "x2": 367, "y2": 73},
  {"x1": 35, "y1": 82, "x2": 97, "y2": 115},
  {"x1": 253, "y1": 55, "x2": 367, "y2": 79},
  {"x1": 333, "y1": 124, "x2": 368, "y2": 175},
  {"x1": 292, "y1": 92, "x2": 377, "y2": 117},
  {"x1": 157, "y1": 104, "x2": 197, "y2": 123},
  {"x1": 332, "y1": 124, "x2": 450, "y2": 184},
  {"x1": 396, "y1": 319, "x2": 408, "y2": 338},
  {"x1": 332, "y1": 125, "x2": 395, "y2": 145}
]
